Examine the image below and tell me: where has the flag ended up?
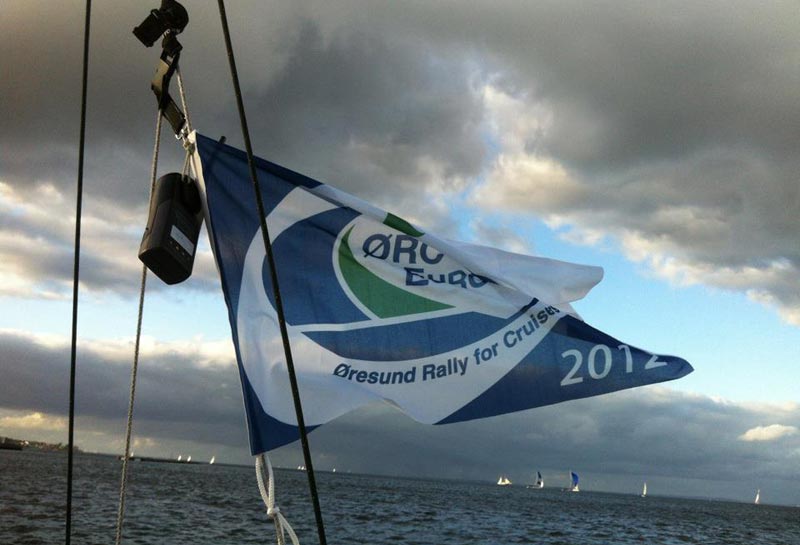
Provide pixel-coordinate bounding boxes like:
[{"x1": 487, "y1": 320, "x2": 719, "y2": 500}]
[{"x1": 189, "y1": 132, "x2": 693, "y2": 454}]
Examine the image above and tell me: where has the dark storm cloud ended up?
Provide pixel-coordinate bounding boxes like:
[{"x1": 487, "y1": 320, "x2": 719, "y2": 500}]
[
  {"x1": 238, "y1": 21, "x2": 485, "y2": 205},
  {"x1": 2, "y1": 2, "x2": 167, "y2": 200},
  {"x1": 394, "y1": 0, "x2": 800, "y2": 321},
  {"x1": 2, "y1": 330, "x2": 798, "y2": 502},
  {"x1": 346, "y1": 0, "x2": 799, "y2": 169},
  {"x1": 1, "y1": 1, "x2": 486, "y2": 297},
  {"x1": 1, "y1": 1, "x2": 485, "y2": 203},
  {"x1": 0, "y1": 330, "x2": 246, "y2": 447},
  {"x1": 5, "y1": 0, "x2": 798, "y2": 321},
  {"x1": 305, "y1": 392, "x2": 800, "y2": 485}
]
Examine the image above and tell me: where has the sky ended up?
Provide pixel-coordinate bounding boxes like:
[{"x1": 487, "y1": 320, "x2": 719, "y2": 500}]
[{"x1": 1, "y1": 0, "x2": 799, "y2": 506}]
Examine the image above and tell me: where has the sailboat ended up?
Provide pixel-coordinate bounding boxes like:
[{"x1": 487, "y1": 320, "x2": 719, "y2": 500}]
[
  {"x1": 497, "y1": 476, "x2": 512, "y2": 486},
  {"x1": 569, "y1": 471, "x2": 580, "y2": 492},
  {"x1": 209, "y1": 456, "x2": 215, "y2": 465},
  {"x1": 641, "y1": 482, "x2": 647, "y2": 498},
  {"x1": 527, "y1": 471, "x2": 544, "y2": 489},
  {"x1": 754, "y1": 489, "x2": 760, "y2": 505}
]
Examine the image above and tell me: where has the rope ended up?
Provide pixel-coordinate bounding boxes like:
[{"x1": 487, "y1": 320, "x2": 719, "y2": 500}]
[
  {"x1": 256, "y1": 455, "x2": 301, "y2": 545},
  {"x1": 176, "y1": 68, "x2": 195, "y2": 174},
  {"x1": 176, "y1": 67, "x2": 193, "y2": 133},
  {"x1": 214, "y1": 2, "x2": 327, "y2": 544},
  {"x1": 114, "y1": 109, "x2": 163, "y2": 545},
  {"x1": 66, "y1": 1, "x2": 91, "y2": 543}
]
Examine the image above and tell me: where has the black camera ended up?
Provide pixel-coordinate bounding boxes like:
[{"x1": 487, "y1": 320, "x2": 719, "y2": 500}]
[
  {"x1": 133, "y1": 0, "x2": 189, "y2": 47},
  {"x1": 139, "y1": 173, "x2": 203, "y2": 285}
]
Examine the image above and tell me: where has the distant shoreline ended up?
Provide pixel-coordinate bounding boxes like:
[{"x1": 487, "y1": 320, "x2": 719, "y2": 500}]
[{"x1": 0, "y1": 435, "x2": 81, "y2": 452}]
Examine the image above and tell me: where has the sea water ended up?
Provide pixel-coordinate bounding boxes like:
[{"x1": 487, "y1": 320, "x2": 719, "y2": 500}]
[{"x1": 2, "y1": 450, "x2": 798, "y2": 545}]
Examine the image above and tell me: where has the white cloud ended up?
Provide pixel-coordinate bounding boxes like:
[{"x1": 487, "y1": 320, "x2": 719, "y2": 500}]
[
  {"x1": 0, "y1": 328, "x2": 236, "y2": 369},
  {"x1": 0, "y1": 411, "x2": 66, "y2": 432},
  {"x1": 0, "y1": 181, "x2": 220, "y2": 300},
  {"x1": 466, "y1": 104, "x2": 800, "y2": 326},
  {"x1": 739, "y1": 424, "x2": 799, "y2": 442}
]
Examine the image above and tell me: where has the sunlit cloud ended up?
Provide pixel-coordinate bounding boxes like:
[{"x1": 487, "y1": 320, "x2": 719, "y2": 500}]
[
  {"x1": 468, "y1": 107, "x2": 800, "y2": 326},
  {"x1": 739, "y1": 424, "x2": 799, "y2": 442},
  {"x1": 0, "y1": 411, "x2": 66, "y2": 432},
  {"x1": 0, "y1": 181, "x2": 219, "y2": 300},
  {"x1": 0, "y1": 328, "x2": 236, "y2": 369}
]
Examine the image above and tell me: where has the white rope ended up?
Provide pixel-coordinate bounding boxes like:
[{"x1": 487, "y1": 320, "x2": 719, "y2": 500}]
[
  {"x1": 176, "y1": 67, "x2": 192, "y2": 134},
  {"x1": 114, "y1": 109, "x2": 163, "y2": 545},
  {"x1": 256, "y1": 454, "x2": 301, "y2": 545},
  {"x1": 175, "y1": 67, "x2": 196, "y2": 165}
]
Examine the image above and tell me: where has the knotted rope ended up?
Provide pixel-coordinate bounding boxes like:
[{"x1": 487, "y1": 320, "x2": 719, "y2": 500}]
[
  {"x1": 256, "y1": 454, "x2": 301, "y2": 545},
  {"x1": 215, "y1": 1, "x2": 327, "y2": 542}
]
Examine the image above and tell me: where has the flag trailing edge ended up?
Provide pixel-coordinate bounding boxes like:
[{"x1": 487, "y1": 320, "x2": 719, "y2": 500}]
[{"x1": 188, "y1": 132, "x2": 693, "y2": 454}]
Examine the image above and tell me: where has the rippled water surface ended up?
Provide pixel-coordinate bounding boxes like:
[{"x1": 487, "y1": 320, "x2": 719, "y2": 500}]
[{"x1": 2, "y1": 450, "x2": 798, "y2": 544}]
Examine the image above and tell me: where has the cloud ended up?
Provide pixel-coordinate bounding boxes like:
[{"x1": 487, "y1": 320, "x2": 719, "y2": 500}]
[
  {"x1": 1, "y1": 328, "x2": 799, "y2": 502},
  {"x1": 236, "y1": 18, "x2": 487, "y2": 222},
  {"x1": 3, "y1": 1, "x2": 799, "y2": 323},
  {"x1": 739, "y1": 424, "x2": 799, "y2": 443},
  {"x1": 470, "y1": 82, "x2": 800, "y2": 324},
  {"x1": 0, "y1": 181, "x2": 219, "y2": 299},
  {"x1": 0, "y1": 411, "x2": 66, "y2": 432},
  {"x1": 0, "y1": 329, "x2": 245, "y2": 450},
  {"x1": 2, "y1": 1, "x2": 800, "y2": 509}
]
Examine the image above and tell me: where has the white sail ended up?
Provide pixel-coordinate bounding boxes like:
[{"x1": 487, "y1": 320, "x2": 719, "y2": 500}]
[
  {"x1": 754, "y1": 489, "x2": 760, "y2": 505},
  {"x1": 209, "y1": 456, "x2": 216, "y2": 465},
  {"x1": 497, "y1": 476, "x2": 512, "y2": 486},
  {"x1": 642, "y1": 482, "x2": 647, "y2": 497}
]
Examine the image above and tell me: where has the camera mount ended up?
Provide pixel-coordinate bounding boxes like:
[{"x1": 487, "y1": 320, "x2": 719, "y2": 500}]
[{"x1": 134, "y1": 1, "x2": 189, "y2": 135}]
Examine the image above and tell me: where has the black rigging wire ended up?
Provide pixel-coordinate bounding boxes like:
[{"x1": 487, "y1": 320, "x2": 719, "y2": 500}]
[
  {"x1": 66, "y1": 1, "x2": 91, "y2": 543},
  {"x1": 215, "y1": 2, "x2": 328, "y2": 544}
]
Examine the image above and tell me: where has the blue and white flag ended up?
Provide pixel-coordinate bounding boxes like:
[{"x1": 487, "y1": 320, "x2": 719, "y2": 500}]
[{"x1": 190, "y1": 133, "x2": 693, "y2": 454}]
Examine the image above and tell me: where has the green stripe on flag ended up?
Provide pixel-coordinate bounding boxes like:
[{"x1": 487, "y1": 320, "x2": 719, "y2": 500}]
[
  {"x1": 383, "y1": 213, "x2": 425, "y2": 237},
  {"x1": 338, "y1": 227, "x2": 450, "y2": 318}
]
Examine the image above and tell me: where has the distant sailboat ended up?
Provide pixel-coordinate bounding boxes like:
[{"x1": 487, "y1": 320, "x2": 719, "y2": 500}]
[
  {"x1": 177, "y1": 455, "x2": 182, "y2": 462},
  {"x1": 754, "y1": 489, "x2": 760, "y2": 505},
  {"x1": 186, "y1": 455, "x2": 192, "y2": 463},
  {"x1": 209, "y1": 456, "x2": 215, "y2": 465},
  {"x1": 497, "y1": 476, "x2": 512, "y2": 486},
  {"x1": 569, "y1": 471, "x2": 580, "y2": 492},
  {"x1": 528, "y1": 471, "x2": 544, "y2": 489},
  {"x1": 641, "y1": 482, "x2": 647, "y2": 498}
]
